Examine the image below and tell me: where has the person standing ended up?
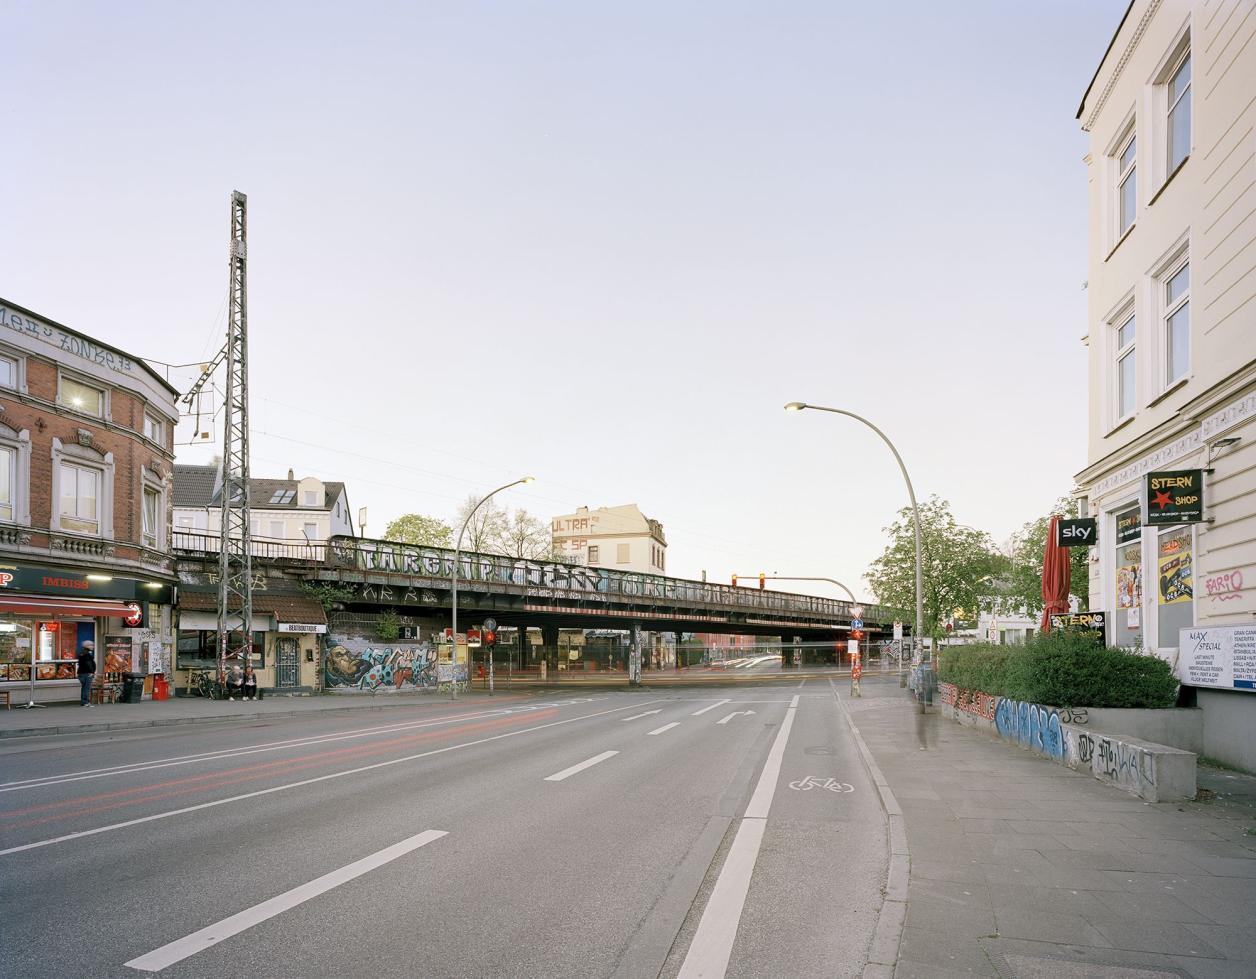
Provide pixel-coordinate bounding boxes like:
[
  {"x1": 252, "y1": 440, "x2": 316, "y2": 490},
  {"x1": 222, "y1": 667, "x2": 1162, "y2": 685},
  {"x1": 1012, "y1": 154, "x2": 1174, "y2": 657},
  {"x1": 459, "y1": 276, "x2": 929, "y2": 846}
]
[{"x1": 77, "y1": 640, "x2": 97, "y2": 706}]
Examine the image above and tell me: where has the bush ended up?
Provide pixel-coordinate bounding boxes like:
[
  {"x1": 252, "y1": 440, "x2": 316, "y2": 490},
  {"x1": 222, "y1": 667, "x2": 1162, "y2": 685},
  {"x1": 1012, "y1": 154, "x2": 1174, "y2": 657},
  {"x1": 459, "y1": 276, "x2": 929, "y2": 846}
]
[{"x1": 938, "y1": 631, "x2": 1178, "y2": 709}]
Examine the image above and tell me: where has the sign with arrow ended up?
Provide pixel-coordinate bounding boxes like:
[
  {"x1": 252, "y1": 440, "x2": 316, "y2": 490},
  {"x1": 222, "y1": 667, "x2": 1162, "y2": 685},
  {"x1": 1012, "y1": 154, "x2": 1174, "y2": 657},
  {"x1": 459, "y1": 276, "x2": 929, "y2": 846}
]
[{"x1": 716, "y1": 710, "x2": 756, "y2": 725}]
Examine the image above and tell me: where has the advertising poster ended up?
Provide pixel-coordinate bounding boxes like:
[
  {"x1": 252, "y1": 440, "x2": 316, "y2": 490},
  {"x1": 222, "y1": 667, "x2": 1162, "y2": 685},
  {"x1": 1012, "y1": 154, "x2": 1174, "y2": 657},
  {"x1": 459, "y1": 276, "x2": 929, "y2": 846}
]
[
  {"x1": 1116, "y1": 544, "x2": 1142, "y2": 613},
  {"x1": 104, "y1": 636, "x2": 133, "y2": 674},
  {"x1": 1158, "y1": 530, "x2": 1193, "y2": 606},
  {"x1": 1178, "y1": 625, "x2": 1256, "y2": 691}
]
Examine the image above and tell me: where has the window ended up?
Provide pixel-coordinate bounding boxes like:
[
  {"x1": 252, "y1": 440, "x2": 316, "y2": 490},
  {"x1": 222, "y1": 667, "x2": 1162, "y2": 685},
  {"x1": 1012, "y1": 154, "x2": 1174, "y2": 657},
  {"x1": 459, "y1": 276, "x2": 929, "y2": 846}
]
[
  {"x1": 59, "y1": 462, "x2": 100, "y2": 534},
  {"x1": 0, "y1": 355, "x2": 16, "y2": 389},
  {"x1": 268, "y1": 489, "x2": 295, "y2": 505},
  {"x1": 58, "y1": 376, "x2": 104, "y2": 417},
  {"x1": 142, "y1": 486, "x2": 160, "y2": 548},
  {"x1": 143, "y1": 413, "x2": 163, "y2": 444},
  {"x1": 1164, "y1": 261, "x2": 1190, "y2": 385},
  {"x1": 617, "y1": 543, "x2": 630, "y2": 564},
  {"x1": 1116, "y1": 130, "x2": 1136, "y2": 236},
  {"x1": 1156, "y1": 526, "x2": 1193, "y2": 648},
  {"x1": 1116, "y1": 314, "x2": 1136, "y2": 419},
  {"x1": 1113, "y1": 505, "x2": 1142, "y2": 648},
  {"x1": 302, "y1": 522, "x2": 318, "y2": 541},
  {"x1": 0, "y1": 446, "x2": 13, "y2": 522},
  {"x1": 269, "y1": 520, "x2": 284, "y2": 538},
  {"x1": 1167, "y1": 51, "x2": 1191, "y2": 173},
  {"x1": 303, "y1": 491, "x2": 316, "y2": 506},
  {"x1": 587, "y1": 545, "x2": 600, "y2": 564}
]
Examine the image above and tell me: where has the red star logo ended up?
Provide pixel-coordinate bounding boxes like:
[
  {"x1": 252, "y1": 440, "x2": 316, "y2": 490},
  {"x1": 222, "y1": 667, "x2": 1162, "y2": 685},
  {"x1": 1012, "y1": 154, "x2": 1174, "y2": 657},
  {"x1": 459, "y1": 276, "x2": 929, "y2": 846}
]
[{"x1": 1153, "y1": 490, "x2": 1173, "y2": 510}]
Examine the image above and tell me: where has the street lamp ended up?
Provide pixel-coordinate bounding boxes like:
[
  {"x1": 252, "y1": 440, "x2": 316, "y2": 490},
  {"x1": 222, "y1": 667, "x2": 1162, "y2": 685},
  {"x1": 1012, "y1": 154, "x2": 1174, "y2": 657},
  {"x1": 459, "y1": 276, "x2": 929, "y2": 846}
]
[
  {"x1": 450, "y1": 476, "x2": 535, "y2": 700},
  {"x1": 757, "y1": 575, "x2": 859, "y2": 602},
  {"x1": 785, "y1": 402, "x2": 922, "y2": 688}
]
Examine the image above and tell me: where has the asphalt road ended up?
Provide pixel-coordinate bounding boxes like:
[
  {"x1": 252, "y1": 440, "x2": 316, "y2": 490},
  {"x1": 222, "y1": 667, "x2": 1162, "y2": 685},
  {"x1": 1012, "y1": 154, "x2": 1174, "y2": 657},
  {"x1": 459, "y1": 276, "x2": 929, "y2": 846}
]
[{"x1": 0, "y1": 679, "x2": 887, "y2": 978}]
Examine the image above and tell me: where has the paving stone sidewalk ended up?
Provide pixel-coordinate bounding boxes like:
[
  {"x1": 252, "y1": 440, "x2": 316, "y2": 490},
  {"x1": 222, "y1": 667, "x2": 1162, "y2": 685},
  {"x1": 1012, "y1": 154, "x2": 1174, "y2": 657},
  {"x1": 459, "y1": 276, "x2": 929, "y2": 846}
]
[{"x1": 847, "y1": 678, "x2": 1256, "y2": 979}]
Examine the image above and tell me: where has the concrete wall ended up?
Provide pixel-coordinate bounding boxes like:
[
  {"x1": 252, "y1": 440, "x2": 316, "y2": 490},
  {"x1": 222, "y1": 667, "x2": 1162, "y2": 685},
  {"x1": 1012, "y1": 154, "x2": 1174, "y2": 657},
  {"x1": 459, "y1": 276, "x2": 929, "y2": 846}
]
[
  {"x1": 1080, "y1": 706, "x2": 1203, "y2": 754},
  {"x1": 1198, "y1": 688, "x2": 1256, "y2": 773}
]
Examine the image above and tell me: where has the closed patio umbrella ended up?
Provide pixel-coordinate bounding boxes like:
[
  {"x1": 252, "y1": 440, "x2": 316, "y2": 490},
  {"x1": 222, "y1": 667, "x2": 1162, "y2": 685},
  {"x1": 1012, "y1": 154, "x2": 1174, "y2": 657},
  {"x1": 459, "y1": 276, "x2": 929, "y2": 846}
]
[{"x1": 1040, "y1": 515, "x2": 1072, "y2": 633}]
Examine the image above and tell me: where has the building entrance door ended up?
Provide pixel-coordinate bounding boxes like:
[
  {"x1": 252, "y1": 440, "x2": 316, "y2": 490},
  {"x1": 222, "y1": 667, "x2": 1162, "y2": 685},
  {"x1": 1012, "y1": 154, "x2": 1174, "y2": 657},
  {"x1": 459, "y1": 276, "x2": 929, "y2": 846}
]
[{"x1": 276, "y1": 637, "x2": 299, "y2": 688}]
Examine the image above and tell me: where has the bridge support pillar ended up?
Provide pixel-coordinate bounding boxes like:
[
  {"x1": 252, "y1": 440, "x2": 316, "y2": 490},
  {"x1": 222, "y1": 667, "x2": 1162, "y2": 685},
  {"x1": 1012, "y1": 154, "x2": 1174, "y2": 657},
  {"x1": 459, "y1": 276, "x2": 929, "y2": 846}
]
[
  {"x1": 629, "y1": 622, "x2": 642, "y2": 686},
  {"x1": 540, "y1": 625, "x2": 560, "y2": 671}
]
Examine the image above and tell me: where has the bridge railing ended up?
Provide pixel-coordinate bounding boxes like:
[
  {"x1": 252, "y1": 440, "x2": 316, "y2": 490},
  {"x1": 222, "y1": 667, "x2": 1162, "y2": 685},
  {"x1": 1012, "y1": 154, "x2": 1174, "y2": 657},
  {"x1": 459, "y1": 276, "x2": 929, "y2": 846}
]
[{"x1": 173, "y1": 530, "x2": 326, "y2": 563}]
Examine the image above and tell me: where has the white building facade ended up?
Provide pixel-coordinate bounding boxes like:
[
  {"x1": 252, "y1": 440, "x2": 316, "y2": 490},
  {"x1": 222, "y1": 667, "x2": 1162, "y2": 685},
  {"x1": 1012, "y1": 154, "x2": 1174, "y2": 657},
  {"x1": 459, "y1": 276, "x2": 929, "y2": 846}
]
[
  {"x1": 173, "y1": 465, "x2": 354, "y2": 545},
  {"x1": 551, "y1": 504, "x2": 666, "y2": 575},
  {"x1": 1075, "y1": 0, "x2": 1255, "y2": 770}
]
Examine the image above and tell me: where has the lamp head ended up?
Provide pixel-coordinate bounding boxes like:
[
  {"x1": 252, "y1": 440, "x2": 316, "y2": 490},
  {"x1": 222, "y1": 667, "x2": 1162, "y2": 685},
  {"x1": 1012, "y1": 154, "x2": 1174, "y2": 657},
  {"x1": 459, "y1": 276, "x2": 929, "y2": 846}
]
[
  {"x1": 520, "y1": 476, "x2": 536, "y2": 485},
  {"x1": 783, "y1": 402, "x2": 807, "y2": 413}
]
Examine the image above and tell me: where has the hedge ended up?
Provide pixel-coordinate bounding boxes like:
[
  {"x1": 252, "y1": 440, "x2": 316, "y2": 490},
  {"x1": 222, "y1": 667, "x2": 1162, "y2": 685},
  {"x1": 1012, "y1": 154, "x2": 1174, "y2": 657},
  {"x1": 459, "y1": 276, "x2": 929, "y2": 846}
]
[{"x1": 937, "y1": 631, "x2": 1179, "y2": 709}]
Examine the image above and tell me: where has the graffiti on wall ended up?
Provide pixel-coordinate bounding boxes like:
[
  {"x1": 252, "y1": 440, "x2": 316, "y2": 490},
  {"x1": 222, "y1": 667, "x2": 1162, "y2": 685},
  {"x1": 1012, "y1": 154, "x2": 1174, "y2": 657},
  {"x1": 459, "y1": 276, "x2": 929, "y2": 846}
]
[
  {"x1": 1204, "y1": 569, "x2": 1244, "y2": 605},
  {"x1": 993, "y1": 698, "x2": 1065, "y2": 760},
  {"x1": 325, "y1": 640, "x2": 436, "y2": 690},
  {"x1": 939, "y1": 682, "x2": 997, "y2": 721},
  {"x1": 1065, "y1": 729, "x2": 1156, "y2": 791}
]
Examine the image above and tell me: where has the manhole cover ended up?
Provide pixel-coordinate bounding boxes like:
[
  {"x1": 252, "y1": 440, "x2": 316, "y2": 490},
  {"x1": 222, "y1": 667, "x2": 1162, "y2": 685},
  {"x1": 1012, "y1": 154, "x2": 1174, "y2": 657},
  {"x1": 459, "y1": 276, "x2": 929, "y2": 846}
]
[{"x1": 805, "y1": 746, "x2": 836, "y2": 755}]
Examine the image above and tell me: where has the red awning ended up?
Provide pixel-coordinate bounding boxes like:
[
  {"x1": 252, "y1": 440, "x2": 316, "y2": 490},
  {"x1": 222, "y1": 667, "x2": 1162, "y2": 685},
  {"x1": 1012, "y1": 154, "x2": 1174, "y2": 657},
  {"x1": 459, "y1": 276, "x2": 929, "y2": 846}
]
[{"x1": 0, "y1": 596, "x2": 139, "y2": 618}]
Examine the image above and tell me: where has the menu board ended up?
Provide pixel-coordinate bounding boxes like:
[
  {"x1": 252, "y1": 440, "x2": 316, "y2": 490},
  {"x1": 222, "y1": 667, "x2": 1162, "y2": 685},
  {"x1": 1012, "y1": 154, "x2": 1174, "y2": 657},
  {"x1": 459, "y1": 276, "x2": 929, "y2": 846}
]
[{"x1": 1178, "y1": 626, "x2": 1256, "y2": 691}]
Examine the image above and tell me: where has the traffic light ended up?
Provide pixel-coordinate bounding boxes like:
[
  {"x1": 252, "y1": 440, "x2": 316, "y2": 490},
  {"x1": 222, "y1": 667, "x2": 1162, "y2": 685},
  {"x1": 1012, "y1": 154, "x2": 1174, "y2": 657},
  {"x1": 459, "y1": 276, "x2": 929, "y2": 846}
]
[
  {"x1": 759, "y1": 573, "x2": 765, "y2": 590},
  {"x1": 851, "y1": 629, "x2": 865, "y2": 641},
  {"x1": 731, "y1": 574, "x2": 738, "y2": 588},
  {"x1": 484, "y1": 630, "x2": 496, "y2": 645}
]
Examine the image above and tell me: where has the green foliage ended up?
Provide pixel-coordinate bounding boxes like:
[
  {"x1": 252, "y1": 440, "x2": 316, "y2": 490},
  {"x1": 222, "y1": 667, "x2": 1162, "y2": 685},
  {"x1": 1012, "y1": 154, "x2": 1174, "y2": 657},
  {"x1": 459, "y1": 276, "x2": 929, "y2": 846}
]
[
  {"x1": 939, "y1": 632, "x2": 1179, "y2": 708},
  {"x1": 383, "y1": 513, "x2": 453, "y2": 548},
  {"x1": 864, "y1": 495, "x2": 1000, "y2": 637},
  {"x1": 301, "y1": 581, "x2": 356, "y2": 611},
  {"x1": 994, "y1": 496, "x2": 1089, "y2": 618},
  {"x1": 377, "y1": 610, "x2": 400, "y2": 642}
]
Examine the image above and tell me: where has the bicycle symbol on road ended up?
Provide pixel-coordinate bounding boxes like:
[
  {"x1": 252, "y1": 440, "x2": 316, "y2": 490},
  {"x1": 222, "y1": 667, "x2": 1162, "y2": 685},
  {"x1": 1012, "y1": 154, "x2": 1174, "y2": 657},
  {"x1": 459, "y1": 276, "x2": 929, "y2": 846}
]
[{"x1": 788, "y1": 776, "x2": 854, "y2": 793}]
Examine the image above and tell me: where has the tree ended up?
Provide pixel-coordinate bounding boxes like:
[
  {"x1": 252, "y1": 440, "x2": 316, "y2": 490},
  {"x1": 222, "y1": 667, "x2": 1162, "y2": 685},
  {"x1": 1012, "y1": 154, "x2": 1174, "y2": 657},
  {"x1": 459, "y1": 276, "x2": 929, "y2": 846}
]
[
  {"x1": 490, "y1": 508, "x2": 552, "y2": 560},
  {"x1": 383, "y1": 513, "x2": 453, "y2": 548},
  {"x1": 454, "y1": 495, "x2": 509, "y2": 553},
  {"x1": 995, "y1": 496, "x2": 1090, "y2": 618},
  {"x1": 864, "y1": 496, "x2": 1001, "y2": 640}
]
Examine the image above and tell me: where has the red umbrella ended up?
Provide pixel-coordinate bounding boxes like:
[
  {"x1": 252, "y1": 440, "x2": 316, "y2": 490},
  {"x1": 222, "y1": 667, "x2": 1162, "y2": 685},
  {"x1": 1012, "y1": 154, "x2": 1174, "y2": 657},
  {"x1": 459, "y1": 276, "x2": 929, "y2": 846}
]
[{"x1": 1040, "y1": 515, "x2": 1072, "y2": 633}]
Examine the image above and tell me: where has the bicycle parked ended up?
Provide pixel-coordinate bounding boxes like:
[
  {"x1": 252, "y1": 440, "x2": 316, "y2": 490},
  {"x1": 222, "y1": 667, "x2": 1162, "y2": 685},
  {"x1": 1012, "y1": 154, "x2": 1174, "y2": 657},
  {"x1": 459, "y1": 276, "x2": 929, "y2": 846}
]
[{"x1": 188, "y1": 668, "x2": 225, "y2": 699}]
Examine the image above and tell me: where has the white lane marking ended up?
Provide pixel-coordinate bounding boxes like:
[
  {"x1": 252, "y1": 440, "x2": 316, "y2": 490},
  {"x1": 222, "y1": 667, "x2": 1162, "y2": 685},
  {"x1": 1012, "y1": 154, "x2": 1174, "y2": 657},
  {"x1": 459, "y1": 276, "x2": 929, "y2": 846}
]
[
  {"x1": 0, "y1": 700, "x2": 662, "y2": 857},
  {"x1": 0, "y1": 699, "x2": 606, "y2": 793},
  {"x1": 544, "y1": 750, "x2": 618, "y2": 782},
  {"x1": 646, "y1": 722, "x2": 680, "y2": 736},
  {"x1": 677, "y1": 703, "x2": 797, "y2": 978},
  {"x1": 690, "y1": 699, "x2": 731, "y2": 716},
  {"x1": 797, "y1": 678, "x2": 806, "y2": 688},
  {"x1": 715, "y1": 710, "x2": 756, "y2": 725},
  {"x1": 125, "y1": 829, "x2": 447, "y2": 972},
  {"x1": 621, "y1": 710, "x2": 662, "y2": 722},
  {"x1": 744, "y1": 705, "x2": 796, "y2": 819},
  {"x1": 788, "y1": 694, "x2": 800, "y2": 708}
]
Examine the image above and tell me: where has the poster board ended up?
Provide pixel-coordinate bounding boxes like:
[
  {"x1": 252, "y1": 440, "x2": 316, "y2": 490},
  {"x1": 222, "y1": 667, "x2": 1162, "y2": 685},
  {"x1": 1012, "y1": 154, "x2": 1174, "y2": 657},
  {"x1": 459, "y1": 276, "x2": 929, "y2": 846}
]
[{"x1": 1178, "y1": 625, "x2": 1256, "y2": 692}]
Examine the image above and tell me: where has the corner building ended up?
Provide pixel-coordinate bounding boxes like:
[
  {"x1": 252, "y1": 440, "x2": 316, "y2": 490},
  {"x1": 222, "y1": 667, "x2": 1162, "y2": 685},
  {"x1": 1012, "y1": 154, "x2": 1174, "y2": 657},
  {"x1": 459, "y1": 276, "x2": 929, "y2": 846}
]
[
  {"x1": 1074, "y1": 1, "x2": 1256, "y2": 769},
  {"x1": 0, "y1": 299, "x2": 178, "y2": 703}
]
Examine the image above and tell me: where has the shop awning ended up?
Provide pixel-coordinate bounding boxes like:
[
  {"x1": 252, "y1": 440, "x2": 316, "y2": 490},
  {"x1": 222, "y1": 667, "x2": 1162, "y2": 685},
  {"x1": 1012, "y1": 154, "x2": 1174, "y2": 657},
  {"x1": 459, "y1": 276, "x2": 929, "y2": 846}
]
[{"x1": 0, "y1": 596, "x2": 139, "y2": 618}]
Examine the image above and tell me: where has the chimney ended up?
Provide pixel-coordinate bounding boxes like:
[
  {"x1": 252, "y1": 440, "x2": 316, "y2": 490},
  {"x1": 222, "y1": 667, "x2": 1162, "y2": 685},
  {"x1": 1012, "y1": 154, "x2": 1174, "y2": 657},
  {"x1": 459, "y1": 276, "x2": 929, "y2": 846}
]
[{"x1": 288, "y1": 468, "x2": 294, "y2": 480}]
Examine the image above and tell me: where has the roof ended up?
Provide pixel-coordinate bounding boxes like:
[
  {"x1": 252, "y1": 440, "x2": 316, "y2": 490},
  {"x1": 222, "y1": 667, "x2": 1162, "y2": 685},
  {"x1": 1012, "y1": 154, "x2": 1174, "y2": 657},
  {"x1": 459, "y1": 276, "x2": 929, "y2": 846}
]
[
  {"x1": 0, "y1": 296, "x2": 182, "y2": 399},
  {"x1": 172, "y1": 464, "x2": 219, "y2": 508},
  {"x1": 1076, "y1": 1, "x2": 1136, "y2": 120},
  {"x1": 178, "y1": 591, "x2": 327, "y2": 624},
  {"x1": 172, "y1": 466, "x2": 348, "y2": 511}
]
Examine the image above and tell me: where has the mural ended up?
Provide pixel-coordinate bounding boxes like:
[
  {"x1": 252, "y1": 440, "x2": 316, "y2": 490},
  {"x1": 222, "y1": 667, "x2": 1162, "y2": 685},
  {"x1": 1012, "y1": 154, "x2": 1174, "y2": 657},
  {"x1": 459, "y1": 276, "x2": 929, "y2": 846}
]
[{"x1": 325, "y1": 640, "x2": 436, "y2": 691}]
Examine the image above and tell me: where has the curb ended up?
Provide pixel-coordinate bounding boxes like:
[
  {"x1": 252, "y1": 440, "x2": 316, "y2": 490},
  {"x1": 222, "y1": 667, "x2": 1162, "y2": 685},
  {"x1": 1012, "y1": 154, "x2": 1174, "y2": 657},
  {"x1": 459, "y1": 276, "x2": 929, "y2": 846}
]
[{"x1": 831, "y1": 683, "x2": 908, "y2": 979}]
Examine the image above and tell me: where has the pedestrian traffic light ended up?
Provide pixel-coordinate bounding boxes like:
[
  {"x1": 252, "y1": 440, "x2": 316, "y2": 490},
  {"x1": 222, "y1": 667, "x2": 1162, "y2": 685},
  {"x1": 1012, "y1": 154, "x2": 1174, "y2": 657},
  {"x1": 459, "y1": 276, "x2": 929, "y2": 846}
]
[
  {"x1": 851, "y1": 629, "x2": 865, "y2": 641},
  {"x1": 731, "y1": 574, "x2": 738, "y2": 588},
  {"x1": 484, "y1": 630, "x2": 496, "y2": 645},
  {"x1": 759, "y1": 573, "x2": 765, "y2": 590}
]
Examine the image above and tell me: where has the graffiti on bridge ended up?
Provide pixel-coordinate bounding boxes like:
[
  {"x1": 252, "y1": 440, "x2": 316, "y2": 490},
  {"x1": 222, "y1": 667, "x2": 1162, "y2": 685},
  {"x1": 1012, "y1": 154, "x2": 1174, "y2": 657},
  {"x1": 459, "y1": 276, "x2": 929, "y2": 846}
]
[
  {"x1": 994, "y1": 698, "x2": 1065, "y2": 760},
  {"x1": 326, "y1": 640, "x2": 437, "y2": 690}
]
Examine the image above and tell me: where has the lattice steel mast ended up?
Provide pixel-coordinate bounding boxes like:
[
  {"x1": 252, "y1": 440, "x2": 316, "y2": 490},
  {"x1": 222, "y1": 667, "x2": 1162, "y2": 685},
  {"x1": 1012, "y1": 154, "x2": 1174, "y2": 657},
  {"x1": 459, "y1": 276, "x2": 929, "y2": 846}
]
[{"x1": 216, "y1": 190, "x2": 253, "y2": 677}]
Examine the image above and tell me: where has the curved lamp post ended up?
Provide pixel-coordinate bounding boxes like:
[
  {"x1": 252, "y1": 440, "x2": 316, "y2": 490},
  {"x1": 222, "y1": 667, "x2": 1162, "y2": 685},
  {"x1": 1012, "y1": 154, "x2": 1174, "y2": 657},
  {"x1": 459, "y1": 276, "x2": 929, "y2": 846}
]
[
  {"x1": 785, "y1": 402, "x2": 922, "y2": 687},
  {"x1": 450, "y1": 476, "x2": 535, "y2": 700},
  {"x1": 762, "y1": 575, "x2": 859, "y2": 603}
]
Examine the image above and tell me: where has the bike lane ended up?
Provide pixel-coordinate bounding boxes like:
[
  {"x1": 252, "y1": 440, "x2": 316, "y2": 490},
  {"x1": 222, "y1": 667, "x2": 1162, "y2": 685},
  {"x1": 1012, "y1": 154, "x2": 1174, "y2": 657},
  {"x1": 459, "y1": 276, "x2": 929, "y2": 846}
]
[{"x1": 664, "y1": 690, "x2": 888, "y2": 979}]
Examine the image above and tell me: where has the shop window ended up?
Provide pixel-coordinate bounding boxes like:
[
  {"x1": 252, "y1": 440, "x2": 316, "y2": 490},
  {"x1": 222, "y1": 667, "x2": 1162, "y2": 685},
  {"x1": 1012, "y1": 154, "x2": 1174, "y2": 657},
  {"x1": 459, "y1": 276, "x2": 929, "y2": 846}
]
[
  {"x1": 1113, "y1": 505, "x2": 1143, "y2": 647},
  {"x1": 1156, "y1": 526, "x2": 1194, "y2": 648}
]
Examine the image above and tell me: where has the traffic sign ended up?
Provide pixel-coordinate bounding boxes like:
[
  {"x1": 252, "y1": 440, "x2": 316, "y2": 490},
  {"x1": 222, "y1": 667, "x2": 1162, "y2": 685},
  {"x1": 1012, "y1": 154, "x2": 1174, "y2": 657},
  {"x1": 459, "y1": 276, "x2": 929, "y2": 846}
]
[
  {"x1": 893, "y1": 621, "x2": 903, "y2": 641},
  {"x1": 482, "y1": 618, "x2": 497, "y2": 632},
  {"x1": 851, "y1": 618, "x2": 863, "y2": 630}
]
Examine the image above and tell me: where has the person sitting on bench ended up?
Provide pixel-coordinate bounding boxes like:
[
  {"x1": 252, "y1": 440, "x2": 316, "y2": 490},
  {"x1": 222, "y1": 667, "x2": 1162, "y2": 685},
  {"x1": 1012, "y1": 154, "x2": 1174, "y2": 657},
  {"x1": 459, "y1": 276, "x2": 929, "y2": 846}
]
[
  {"x1": 242, "y1": 664, "x2": 259, "y2": 701},
  {"x1": 226, "y1": 665, "x2": 245, "y2": 701}
]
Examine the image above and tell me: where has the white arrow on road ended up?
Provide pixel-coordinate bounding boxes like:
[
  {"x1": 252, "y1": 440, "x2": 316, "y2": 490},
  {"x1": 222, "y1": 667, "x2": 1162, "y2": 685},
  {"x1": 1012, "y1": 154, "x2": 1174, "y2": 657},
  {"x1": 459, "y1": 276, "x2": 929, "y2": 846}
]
[
  {"x1": 715, "y1": 710, "x2": 757, "y2": 725},
  {"x1": 621, "y1": 709, "x2": 663, "y2": 722}
]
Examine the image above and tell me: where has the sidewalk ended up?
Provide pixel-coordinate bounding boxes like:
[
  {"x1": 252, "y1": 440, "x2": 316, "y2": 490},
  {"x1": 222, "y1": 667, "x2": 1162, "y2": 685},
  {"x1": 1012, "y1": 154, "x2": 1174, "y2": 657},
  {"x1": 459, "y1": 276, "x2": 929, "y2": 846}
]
[
  {"x1": 845, "y1": 677, "x2": 1256, "y2": 979},
  {"x1": 0, "y1": 688, "x2": 537, "y2": 739}
]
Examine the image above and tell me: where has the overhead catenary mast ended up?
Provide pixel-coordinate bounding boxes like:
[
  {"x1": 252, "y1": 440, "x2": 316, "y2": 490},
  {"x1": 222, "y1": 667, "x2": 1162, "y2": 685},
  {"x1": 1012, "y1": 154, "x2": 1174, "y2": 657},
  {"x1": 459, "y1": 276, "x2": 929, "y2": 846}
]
[{"x1": 215, "y1": 191, "x2": 253, "y2": 677}]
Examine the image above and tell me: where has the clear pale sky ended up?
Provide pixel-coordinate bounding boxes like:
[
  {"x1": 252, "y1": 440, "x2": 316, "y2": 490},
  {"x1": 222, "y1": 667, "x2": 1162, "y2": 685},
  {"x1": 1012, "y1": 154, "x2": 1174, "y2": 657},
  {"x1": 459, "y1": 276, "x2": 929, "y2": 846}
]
[{"x1": 3, "y1": 1, "x2": 1128, "y2": 603}]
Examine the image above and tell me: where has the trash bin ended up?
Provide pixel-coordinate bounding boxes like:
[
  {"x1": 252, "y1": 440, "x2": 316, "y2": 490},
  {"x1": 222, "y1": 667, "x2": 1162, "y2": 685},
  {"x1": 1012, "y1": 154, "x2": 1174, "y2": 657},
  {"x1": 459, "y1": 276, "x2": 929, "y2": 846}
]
[
  {"x1": 152, "y1": 675, "x2": 170, "y2": 701},
  {"x1": 121, "y1": 672, "x2": 146, "y2": 704}
]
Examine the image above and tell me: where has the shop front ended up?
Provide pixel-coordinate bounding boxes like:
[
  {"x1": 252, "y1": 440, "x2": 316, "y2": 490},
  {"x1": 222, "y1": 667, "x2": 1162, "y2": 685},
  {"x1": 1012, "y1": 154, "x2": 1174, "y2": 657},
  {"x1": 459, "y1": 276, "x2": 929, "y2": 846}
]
[{"x1": 0, "y1": 564, "x2": 175, "y2": 705}]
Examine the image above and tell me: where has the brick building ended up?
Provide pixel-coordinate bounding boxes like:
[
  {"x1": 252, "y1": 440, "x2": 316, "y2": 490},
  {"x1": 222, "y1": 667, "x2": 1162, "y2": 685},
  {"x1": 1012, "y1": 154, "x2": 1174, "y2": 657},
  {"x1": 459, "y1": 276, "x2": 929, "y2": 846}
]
[{"x1": 0, "y1": 298, "x2": 178, "y2": 704}]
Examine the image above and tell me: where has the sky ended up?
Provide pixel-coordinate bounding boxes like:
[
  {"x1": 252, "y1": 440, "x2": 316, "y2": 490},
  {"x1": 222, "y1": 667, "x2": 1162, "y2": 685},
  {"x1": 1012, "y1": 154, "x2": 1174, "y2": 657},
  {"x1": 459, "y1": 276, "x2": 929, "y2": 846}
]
[{"x1": 3, "y1": 0, "x2": 1129, "y2": 603}]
